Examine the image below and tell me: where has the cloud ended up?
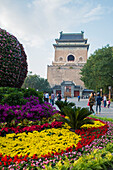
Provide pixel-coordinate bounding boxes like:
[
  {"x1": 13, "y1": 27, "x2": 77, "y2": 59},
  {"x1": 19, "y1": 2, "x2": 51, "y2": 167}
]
[
  {"x1": 84, "y1": 4, "x2": 103, "y2": 22},
  {"x1": 0, "y1": 0, "x2": 104, "y2": 48},
  {"x1": 0, "y1": 0, "x2": 107, "y2": 77}
]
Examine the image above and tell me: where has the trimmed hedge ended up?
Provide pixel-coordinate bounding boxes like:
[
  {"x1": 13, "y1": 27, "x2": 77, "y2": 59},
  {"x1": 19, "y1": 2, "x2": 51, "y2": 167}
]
[{"x1": 0, "y1": 28, "x2": 28, "y2": 88}]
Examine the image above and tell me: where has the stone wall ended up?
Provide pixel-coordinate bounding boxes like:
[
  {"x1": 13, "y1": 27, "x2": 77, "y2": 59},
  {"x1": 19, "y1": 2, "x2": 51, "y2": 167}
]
[
  {"x1": 54, "y1": 47, "x2": 87, "y2": 64},
  {"x1": 47, "y1": 65, "x2": 85, "y2": 88}
]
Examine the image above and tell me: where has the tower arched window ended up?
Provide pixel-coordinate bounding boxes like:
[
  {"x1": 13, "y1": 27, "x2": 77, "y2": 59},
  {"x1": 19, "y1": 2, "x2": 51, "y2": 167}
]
[
  {"x1": 67, "y1": 55, "x2": 75, "y2": 61},
  {"x1": 59, "y1": 57, "x2": 63, "y2": 61},
  {"x1": 79, "y1": 57, "x2": 83, "y2": 62}
]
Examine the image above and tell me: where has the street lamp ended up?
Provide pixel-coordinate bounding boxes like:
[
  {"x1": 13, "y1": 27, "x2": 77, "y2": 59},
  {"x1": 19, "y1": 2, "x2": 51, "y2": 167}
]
[
  {"x1": 100, "y1": 89, "x2": 102, "y2": 97},
  {"x1": 108, "y1": 86, "x2": 111, "y2": 99}
]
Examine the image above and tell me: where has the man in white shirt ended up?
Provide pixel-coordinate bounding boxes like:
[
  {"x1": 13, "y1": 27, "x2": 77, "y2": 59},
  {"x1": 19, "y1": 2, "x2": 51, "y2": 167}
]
[{"x1": 45, "y1": 92, "x2": 49, "y2": 102}]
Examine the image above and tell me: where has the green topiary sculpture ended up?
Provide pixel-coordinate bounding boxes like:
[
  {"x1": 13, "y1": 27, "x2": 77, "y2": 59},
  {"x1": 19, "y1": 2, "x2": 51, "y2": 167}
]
[{"x1": 0, "y1": 28, "x2": 28, "y2": 88}]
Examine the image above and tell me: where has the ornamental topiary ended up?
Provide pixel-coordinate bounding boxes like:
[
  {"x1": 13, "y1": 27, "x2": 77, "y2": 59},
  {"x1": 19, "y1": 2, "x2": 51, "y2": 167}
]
[{"x1": 0, "y1": 28, "x2": 28, "y2": 88}]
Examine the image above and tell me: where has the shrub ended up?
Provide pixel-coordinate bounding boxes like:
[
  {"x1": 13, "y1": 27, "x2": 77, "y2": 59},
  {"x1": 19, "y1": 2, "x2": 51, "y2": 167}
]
[
  {"x1": 55, "y1": 100, "x2": 75, "y2": 115},
  {"x1": 22, "y1": 88, "x2": 43, "y2": 103},
  {"x1": 57, "y1": 106, "x2": 94, "y2": 129},
  {"x1": 0, "y1": 28, "x2": 28, "y2": 88},
  {"x1": 0, "y1": 87, "x2": 43, "y2": 105},
  {"x1": 2, "y1": 92, "x2": 27, "y2": 106}
]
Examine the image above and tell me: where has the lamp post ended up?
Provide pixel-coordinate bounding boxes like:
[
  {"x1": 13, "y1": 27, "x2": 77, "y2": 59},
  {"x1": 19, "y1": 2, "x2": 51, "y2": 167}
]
[
  {"x1": 100, "y1": 89, "x2": 102, "y2": 97},
  {"x1": 108, "y1": 86, "x2": 111, "y2": 100}
]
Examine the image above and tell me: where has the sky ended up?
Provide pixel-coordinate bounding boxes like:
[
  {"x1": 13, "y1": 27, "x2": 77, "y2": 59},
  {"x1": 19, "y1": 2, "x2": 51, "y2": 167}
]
[{"x1": 0, "y1": 0, "x2": 113, "y2": 78}]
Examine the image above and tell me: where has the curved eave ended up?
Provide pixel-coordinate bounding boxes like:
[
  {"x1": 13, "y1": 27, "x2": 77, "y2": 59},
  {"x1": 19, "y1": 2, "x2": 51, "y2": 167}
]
[
  {"x1": 55, "y1": 39, "x2": 88, "y2": 43},
  {"x1": 53, "y1": 44, "x2": 90, "y2": 50}
]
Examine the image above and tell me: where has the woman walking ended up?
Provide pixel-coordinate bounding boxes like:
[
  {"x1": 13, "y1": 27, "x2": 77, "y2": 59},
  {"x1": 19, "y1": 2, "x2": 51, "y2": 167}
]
[{"x1": 89, "y1": 92, "x2": 95, "y2": 114}]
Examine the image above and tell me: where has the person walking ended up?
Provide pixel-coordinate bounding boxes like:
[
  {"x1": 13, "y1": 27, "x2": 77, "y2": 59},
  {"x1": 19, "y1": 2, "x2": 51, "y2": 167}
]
[
  {"x1": 89, "y1": 92, "x2": 95, "y2": 114},
  {"x1": 65, "y1": 96, "x2": 67, "y2": 102},
  {"x1": 107, "y1": 99, "x2": 111, "y2": 108},
  {"x1": 57, "y1": 93, "x2": 61, "y2": 101},
  {"x1": 45, "y1": 92, "x2": 49, "y2": 102},
  {"x1": 78, "y1": 95, "x2": 80, "y2": 101},
  {"x1": 51, "y1": 92, "x2": 55, "y2": 106},
  {"x1": 49, "y1": 94, "x2": 52, "y2": 104},
  {"x1": 103, "y1": 94, "x2": 107, "y2": 107},
  {"x1": 96, "y1": 92, "x2": 103, "y2": 114}
]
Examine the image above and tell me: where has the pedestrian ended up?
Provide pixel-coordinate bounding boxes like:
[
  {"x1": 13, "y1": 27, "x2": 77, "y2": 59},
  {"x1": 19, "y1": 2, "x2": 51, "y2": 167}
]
[
  {"x1": 94, "y1": 92, "x2": 97, "y2": 102},
  {"x1": 65, "y1": 96, "x2": 67, "y2": 102},
  {"x1": 78, "y1": 95, "x2": 80, "y2": 101},
  {"x1": 103, "y1": 94, "x2": 107, "y2": 107},
  {"x1": 107, "y1": 99, "x2": 111, "y2": 108},
  {"x1": 43, "y1": 92, "x2": 46, "y2": 102},
  {"x1": 49, "y1": 94, "x2": 51, "y2": 104},
  {"x1": 89, "y1": 92, "x2": 95, "y2": 114},
  {"x1": 45, "y1": 92, "x2": 49, "y2": 102},
  {"x1": 57, "y1": 93, "x2": 61, "y2": 101},
  {"x1": 51, "y1": 92, "x2": 55, "y2": 105},
  {"x1": 96, "y1": 92, "x2": 103, "y2": 114}
]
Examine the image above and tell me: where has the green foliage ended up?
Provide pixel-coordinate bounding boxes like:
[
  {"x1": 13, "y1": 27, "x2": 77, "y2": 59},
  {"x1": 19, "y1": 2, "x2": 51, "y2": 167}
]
[
  {"x1": 81, "y1": 45, "x2": 113, "y2": 93},
  {"x1": 22, "y1": 87, "x2": 43, "y2": 103},
  {"x1": 22, "y1": 74, "x2": 51, "y2": 93},
  {"x1": 0, "y1": 94, "x2": 3, "y2": 101},
  {"x1": 55, "y1": 100, "x2": 75, "y2": 116},
  {"x1": 89, "y1": 115, "x2": 113, "y2": 123},
  {"x1": 0, "y1": 87, "x2": 43, "y2": 105},
  {"x1": 57, "y1": 106, "x2": 94, "y2": 129},
  {"x1": 69, "y1": 66, "x2": 73, "y2": 69},
  {"x1": 2, "y1": 92, "x2": 27, "y2": 106}
]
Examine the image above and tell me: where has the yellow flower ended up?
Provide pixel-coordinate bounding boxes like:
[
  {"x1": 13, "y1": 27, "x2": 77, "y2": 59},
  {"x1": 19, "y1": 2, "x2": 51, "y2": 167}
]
[
  {"x1": 0, "y1": 126, "x2": 81, "y2": 157},
  {"x1": 81, "y1": 121, "x2": 105, "y2": 128}
]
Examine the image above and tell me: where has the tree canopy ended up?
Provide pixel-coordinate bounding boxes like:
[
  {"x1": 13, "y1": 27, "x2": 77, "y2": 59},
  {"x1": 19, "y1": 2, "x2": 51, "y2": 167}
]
[
  {"x1": 80, "y1": 45, "x2": 113, "y2": 93},
  {"x1": 22, "y1": 74, "x2": 51, "y2": 93}
]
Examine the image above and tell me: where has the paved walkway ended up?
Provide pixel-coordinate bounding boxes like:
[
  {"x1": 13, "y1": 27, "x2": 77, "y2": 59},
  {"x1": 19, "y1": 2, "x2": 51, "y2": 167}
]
[{"x1": 54, "y1": 97, "x2": 113, "y2": 119}]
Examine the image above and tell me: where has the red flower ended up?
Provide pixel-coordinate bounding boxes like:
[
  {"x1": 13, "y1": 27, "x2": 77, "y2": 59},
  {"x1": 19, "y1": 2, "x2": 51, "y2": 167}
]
[{"x1": 4, "y1": 162, "x2": 7, "y2": 166}]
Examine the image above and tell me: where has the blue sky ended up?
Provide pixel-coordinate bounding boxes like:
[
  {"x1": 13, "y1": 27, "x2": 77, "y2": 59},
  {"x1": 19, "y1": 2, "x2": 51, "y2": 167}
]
[{"x1": 0, "y1": 0, "x2": 113, "y2": 78}]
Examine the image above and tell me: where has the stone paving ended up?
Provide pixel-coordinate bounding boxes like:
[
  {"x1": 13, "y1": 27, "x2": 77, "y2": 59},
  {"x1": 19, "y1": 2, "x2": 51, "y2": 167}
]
[{"x1": 54, "y1": 97, "x2": 113, "y2": 119}]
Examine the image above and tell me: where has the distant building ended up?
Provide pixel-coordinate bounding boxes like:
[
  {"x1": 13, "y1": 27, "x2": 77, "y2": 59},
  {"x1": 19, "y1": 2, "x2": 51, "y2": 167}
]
[
  {"x1": 47, "y1": 31, "x2": 90, "y2": 97},
  {"x1": 53, "y1": 81, "x2": 83, "y2": 98}
]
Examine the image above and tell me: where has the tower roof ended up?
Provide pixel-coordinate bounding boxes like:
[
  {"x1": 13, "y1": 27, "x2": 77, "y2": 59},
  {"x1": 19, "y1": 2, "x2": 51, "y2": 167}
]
[
  {"x1": 59, "y1": 31, "x2": 84, "y2": 40},
  {"x1": 54, "y1": 31, "x2": 89, "y2": 49}
]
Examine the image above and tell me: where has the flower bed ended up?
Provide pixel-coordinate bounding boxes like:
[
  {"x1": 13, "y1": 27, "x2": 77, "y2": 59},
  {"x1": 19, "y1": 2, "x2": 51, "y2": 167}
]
[
  {"x1": 0, "y1": 117, "x2": 112, "y2": 169},
  {"x1": 0, "y1": 96, "x2": 57, "y2": 124}
]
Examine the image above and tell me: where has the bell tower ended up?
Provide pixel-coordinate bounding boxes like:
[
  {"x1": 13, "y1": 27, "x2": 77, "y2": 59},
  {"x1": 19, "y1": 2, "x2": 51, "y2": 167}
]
[{"x1": 47, "y1": 31, "x2": 89, "y2": 87}]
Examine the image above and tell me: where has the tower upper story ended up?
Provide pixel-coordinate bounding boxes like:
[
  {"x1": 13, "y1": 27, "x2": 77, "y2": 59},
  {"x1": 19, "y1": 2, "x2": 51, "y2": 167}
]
[{"x1": 52, "y1": 31, "x2": 89, "y2": 66}]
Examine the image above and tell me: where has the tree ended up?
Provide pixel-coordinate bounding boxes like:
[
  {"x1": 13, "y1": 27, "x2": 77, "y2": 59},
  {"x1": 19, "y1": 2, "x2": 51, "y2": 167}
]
[
  {"x1": 81, "y1": 45, "x2": 113, "y2": 93},
  {"x1": 0, "y1": 28, "x2": 28, "y2": 88},
  {"x1": 22, "y1": 74, "x2": 52, "y2": 93}
]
